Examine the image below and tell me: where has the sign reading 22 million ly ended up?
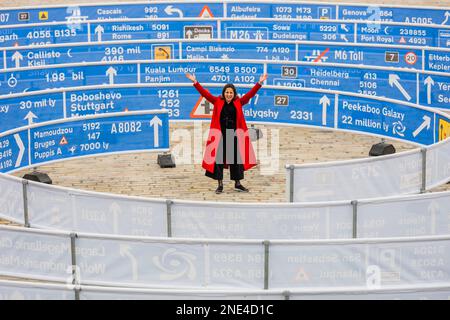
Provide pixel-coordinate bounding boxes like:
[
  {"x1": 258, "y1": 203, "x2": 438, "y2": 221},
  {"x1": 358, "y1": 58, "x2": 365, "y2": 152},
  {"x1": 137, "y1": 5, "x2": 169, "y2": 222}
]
[{"x1": 0, "y1": 110, "x2": 169, "y2": 173}]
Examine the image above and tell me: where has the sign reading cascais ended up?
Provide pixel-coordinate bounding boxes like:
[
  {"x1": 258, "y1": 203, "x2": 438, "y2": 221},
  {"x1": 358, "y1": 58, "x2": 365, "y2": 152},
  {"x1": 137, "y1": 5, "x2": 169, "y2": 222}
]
[{"x1": 0, "y1": 2, "x2": 448, "y2": 25}]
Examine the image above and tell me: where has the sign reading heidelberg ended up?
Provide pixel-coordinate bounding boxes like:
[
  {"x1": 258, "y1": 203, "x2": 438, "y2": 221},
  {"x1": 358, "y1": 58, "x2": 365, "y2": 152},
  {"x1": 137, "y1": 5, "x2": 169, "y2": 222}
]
[{"x1": 0, "y1": 110, "x2": 169, "y2": 173}]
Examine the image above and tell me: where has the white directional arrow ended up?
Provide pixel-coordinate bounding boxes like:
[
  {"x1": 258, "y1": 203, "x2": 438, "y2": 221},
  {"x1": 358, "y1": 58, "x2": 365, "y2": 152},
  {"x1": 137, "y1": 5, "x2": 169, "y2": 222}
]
[
  {"x1": 442, "y1": 11, "x2": 450, "y2": 25},
  {"x1": 110, "y1": 202, "x2": 121, "y2": 234},
  {"x1": 119, "y1": 244, "x2": 138, "y2": 281},
  {"x1": 320, "y1": 95, "x2": 331, "y2": 126},
  {"x1": 413, "y1": 115, "x2": 431, "y2": 137},
  {"x1": 95, "y1": 25, "x2": 104, "y2": 42},
  {"x1": 389, "y1": 74, "x2": 412, "y2": 101},
  {"x1": 424, "y1": 76, "x2": 435, "y2": 105},
  {"x1": 106, "y1": 66, "x2": 117, "y2": 84},
  {"x1": 150, "y1": 116, "x2": 163, "y2": 147},
  {"x1": 24, "y1": 111, "x2": 37, "y2": 125},
  {"x1": 341, "y1": 24, "x2": 349, "y2": 32},
  {"x1": 185, "y1": 29, "x2": 193, "y2": 39},
  {"x1": 14, "y1": 134, "x2": 25, "y2": 168},
  {"x1": 164, "y1": 5, "x2": 183, "y2": 17},
  {"x1": 428, "y1": 201, "x2": 440, "y2": 234},
  {"x1": 340, "y1": 34, "x2": 349, "y2": 42},
  {"x1": 12, "y1": 51, "x2": 23, "y2": 68}
]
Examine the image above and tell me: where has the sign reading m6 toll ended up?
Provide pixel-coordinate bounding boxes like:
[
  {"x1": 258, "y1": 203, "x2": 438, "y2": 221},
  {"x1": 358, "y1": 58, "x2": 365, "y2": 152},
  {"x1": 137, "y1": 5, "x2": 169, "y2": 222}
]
[{"x1": 0, "y1": 111, "x2": 169, "y2": 173}]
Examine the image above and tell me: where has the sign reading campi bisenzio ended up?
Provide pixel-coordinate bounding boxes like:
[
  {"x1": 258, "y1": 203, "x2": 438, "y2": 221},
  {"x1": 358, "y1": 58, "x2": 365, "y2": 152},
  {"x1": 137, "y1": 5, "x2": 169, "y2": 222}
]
[{"x1": 0, "y1": 110, "x2": 169, "y2": 173}]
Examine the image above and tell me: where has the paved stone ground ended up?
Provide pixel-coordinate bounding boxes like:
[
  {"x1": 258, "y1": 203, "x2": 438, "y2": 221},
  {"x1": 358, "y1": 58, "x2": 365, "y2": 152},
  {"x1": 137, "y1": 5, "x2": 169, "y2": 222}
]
[{"x1": 1, "y1": 0, "x2": 449, "y2": 218}]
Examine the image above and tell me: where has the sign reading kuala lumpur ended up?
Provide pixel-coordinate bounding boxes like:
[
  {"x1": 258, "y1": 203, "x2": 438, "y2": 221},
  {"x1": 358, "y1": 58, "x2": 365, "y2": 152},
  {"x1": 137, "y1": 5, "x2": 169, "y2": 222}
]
[
  {"x1": 2, "y1": 40, "x2": 449, "y2": 73},
  {"x1": 0, "y1": 2, "x2": 448, "y2": 25},
  {"x1": 1, "y1": 19, "x2": 449, "y2": 48},
  {"x1": 1, "y1": 60, "x2": 448, "y2": 109},
  {"x1": 0, "y1": 85, "x2": 442, "y2": 146},
  {"x1": 0, "y1": 111, "x2": 169, "y2": 173}
]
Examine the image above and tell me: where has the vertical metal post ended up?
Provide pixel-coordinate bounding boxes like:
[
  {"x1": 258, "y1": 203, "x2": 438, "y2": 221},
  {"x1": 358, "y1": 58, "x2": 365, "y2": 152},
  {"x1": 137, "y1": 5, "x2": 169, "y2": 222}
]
[
  {"x1": 166, "y1": 200, "x2": 173, "y2": 237},
  {"x1": 421, "y1": 148, "x2": 427, "y2": 193},
  {"x1": 263, "y1": 240, "x2": 270, "y2": 290},
  {"x1": 288, "y1": 165, "x2": 295, "y2": 203},
  {"x1": 351, "y1": 200, "x2": 358, "y2": 239},
  {"x1": 70, "y1": 233, "x2": 80, "y2": 300},
  {"x1": 22, "y1": 180, "x2": 30, "y2": 228}
]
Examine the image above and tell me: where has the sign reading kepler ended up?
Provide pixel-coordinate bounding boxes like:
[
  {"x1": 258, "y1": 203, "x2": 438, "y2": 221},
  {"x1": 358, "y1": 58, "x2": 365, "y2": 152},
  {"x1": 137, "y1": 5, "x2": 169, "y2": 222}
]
[{"x1": 0, "y1": 110, "x2": 169, "y2": 173}]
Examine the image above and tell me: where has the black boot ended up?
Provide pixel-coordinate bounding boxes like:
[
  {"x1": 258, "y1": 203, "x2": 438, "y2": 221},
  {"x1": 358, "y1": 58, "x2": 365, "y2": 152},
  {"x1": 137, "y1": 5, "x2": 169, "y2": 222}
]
[
  {"x1": 215, "y1": 181, "x2": 223, "y2": 194},
  {"x1": 234, "y1": 181, "x2": 249, "y2": 192}
]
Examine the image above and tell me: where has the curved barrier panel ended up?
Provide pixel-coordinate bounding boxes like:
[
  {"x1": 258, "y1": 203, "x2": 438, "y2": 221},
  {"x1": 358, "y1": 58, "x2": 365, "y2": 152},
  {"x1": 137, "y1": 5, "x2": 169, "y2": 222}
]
[
  {"x1": 426, "y1": 137, "x2": 450, "y2": 190},
  {"x1": 0, "y1": 280, "x2": 73, "y2": 300},
  {"x1": 27, "y1": 182, "x2": 168, "y2": 237},
  {"x1": 1, "y1": 278, "x2": 450, "y2": 300},
  {"x1": 0, "y1": 84, "x2": 443, "y2": 145},
  {"x1": 3, "y1": 171, "x2": 450, "y2": 240},
  {"x1": 170, "y1": 200, "x2": 353, "y2": 239},
  {"x1": 1, "y1": 225, "x2": 450, "y2": 290},
  {"x1": 1, "y1": 18, "x2": 449, "y2": 48},
  {"x1": 0, "y1": 110, "x2": 169, "y2": 173},
  {"x1": 269, "y1": 237, "x2": 450, "y2": 289},
  {"x1": 0, "y1": 227, "x2": 71, "y2": 282},
  {"x1": 2, "y1": 60, "x2": 449, "y2": 109},
  {"x1": 0, "y1": 174, "x2": 24, "y2": 224},
  {"x1": 357, "y1": 192, "x2": 450, "y2": 238},
  {"x1": 1, "y1": 1, "x2": 449, "y2": 25},
  {"x1": 288, "y1": 150, "x2": 424, "y2": 202}
]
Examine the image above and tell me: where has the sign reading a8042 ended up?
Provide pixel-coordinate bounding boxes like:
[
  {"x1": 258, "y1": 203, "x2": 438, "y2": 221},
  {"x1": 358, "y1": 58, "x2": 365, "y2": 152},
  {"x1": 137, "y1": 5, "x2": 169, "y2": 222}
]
[{"x1": 0, "y1": 111, "x2": 169, "y2": 173}]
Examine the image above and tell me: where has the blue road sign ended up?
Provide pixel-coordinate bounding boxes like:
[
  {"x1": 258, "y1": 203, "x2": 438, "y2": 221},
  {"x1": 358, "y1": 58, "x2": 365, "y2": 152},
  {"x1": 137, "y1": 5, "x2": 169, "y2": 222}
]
[
  {"x1": 0, "y1": 85, "x2": 443, "y2": 147},
  {"x1": 0, "y1": 111, "x2": 169, "y2": 173},
  {"x1": 3, "y1": 41, "x2": 432, "y2": 71},
  {"x1": 419, "y1": 74, "x2": 450, "y2": 109},
  {"x1": 297, "y1": 44, "x2": 423, "y2": 70},
  {"x1": 221, "y1": 20, "x2": 355, "y2": 42},
  {"x1": 1, "y1": 60, "x2": 449, "y2": 109},
  {"x1": 357, "y1": 23, "x2": 440, "y2": 47},
  {"x1": 90, "y1": 20, "x2": 216, "y2": 43},
  {"x1": 0, "y1": 23, "x2": 89, "y2": 47},
  {"x1": 337, "y1": 96, "x2": 435, "y2": 145},
  {"x1": 181, "y1": 41, "x2": 296, "y2": 61},
  {"x1": 266, "y1": 64, "x2": 418, "y2": 103},
  {"x1": 0, "y1": 3, "x2": 222, "y2": 25},
  {"x1": 425, "y1": 50, "x2": 450, "y2": 72},
  {"x1": 225, "y1": 3, "x2": 336, "y2": 19},
  {"x1": 338, "y1": 5, "x2": 450, "y2": 25},
  {"x1": 1, "y1": 2, "x2": 448, "y2": 25},
  {"x1": 3, "y1": 43, "x2": 153, "y2": 69},
  {"x1": 2, "y1": 19, "x2": 450, "y2": 48},
  {"x1": 0, "y1": 92, "x2": 64, "y2": 133}
]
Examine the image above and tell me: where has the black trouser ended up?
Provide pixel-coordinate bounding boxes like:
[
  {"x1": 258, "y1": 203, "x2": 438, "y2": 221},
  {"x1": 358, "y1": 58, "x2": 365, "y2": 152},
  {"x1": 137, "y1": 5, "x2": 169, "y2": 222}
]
[{"x1": 205, "y1": 130, "x2": 244, "y2": 181}]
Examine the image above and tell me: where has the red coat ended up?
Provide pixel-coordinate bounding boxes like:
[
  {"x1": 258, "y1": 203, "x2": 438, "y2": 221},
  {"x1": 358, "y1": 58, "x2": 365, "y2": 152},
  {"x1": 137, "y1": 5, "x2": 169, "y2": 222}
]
[{"x1": 193, "y1": 82, "x2": 262, "y2": 174}]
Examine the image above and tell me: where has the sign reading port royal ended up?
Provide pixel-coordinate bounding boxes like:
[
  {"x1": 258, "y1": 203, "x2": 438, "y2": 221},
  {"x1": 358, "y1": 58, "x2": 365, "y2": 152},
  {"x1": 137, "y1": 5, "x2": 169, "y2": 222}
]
[{"x1": 0, "y1": 110, "x2": 169, "y2": 173}]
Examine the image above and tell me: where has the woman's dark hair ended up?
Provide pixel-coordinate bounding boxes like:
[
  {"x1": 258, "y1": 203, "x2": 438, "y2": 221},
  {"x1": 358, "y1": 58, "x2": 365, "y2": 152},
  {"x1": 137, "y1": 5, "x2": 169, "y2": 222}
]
[{"x1": 222, "y1": 84, "x2": 237, "y2": 100}]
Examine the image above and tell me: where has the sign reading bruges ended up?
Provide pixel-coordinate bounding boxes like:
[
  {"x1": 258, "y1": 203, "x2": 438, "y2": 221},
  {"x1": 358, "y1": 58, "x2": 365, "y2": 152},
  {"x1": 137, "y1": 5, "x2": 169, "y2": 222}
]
[{"x1": 0, "y1": 111, "x2": 169, "y2": 173}]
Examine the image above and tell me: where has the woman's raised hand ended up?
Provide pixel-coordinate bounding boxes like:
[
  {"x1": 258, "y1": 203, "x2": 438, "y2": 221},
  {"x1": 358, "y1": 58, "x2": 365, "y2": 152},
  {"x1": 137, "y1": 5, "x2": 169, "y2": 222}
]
[
  {"x1": 186, "y1": 73, "x2": 197, "y2": 83},
  {"x1": 259, "y1": 73, "x2": 268, "y2": 84}
]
